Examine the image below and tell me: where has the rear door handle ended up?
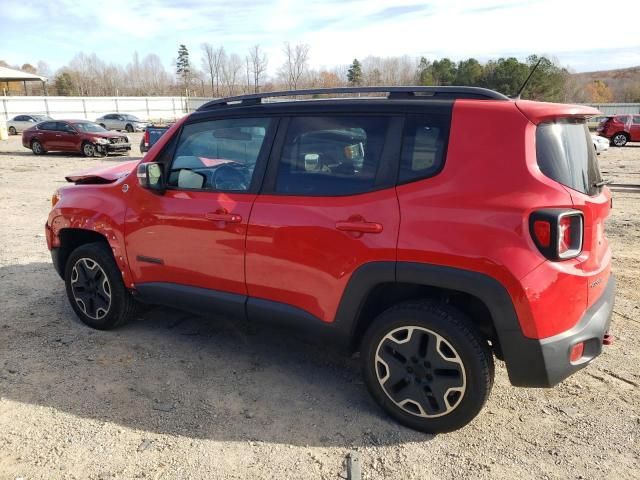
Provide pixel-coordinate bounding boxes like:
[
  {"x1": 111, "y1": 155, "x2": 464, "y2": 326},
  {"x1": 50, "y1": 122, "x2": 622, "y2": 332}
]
[
  {"x1": 205, "y1": 212, "x2": 242, "y2": 223},
  {"x1": 335, "y1": 220, "x2": 383, "y2": 234}
]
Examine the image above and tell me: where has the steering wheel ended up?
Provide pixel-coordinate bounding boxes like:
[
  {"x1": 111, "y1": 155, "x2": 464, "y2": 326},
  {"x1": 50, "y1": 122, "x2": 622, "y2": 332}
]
[{"x1": 212, "y1": 164, "x2": 249, "y2": 191}]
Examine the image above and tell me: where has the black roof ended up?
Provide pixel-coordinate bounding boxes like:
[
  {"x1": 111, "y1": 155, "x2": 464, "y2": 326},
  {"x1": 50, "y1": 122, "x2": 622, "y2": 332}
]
[{"x1": 196, "y1": 86, "x2": 509, "y2": 112}]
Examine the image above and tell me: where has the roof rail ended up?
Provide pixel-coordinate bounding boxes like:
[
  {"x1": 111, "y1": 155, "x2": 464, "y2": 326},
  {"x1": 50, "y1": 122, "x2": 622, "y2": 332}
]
[{"x1": 196, "y1": 86, "x2": 509, "y2": 111}]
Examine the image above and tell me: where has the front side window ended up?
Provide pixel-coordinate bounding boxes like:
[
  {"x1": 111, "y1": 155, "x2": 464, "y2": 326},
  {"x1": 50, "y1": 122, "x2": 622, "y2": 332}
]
[
  {"x1": 275, "y1": 116, "x2": 390, "y2": 195},
  {"x1": 399, "y1": 115, "x2": 448, "y2": 183},
  {"x1": 168, "y1": 117, "x2": 272, "y2": 191}
]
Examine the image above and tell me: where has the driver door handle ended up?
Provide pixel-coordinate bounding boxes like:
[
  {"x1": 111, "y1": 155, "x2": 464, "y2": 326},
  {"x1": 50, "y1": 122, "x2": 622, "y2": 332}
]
[
  {"x1": 335, "y1": 219, "x2": 383, "y2": 234},
  {"x1": 205, "y1": 212, "x2": 242, "y2": 223}
]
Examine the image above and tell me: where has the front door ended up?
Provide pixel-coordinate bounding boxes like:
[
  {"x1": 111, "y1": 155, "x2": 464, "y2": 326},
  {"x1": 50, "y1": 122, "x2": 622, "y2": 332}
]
[
  {"x1": 246, "y1": 115, "x2": 402, "y2": 323},
  {"x1": 125, "y1": 116, "x2": 276, "y2": 298}
]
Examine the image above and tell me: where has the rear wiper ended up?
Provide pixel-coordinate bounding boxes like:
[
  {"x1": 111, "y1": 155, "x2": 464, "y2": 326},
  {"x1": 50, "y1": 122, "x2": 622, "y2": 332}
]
[{"x1": 593, "y1": 179, "x2": 613, "y2": 187}]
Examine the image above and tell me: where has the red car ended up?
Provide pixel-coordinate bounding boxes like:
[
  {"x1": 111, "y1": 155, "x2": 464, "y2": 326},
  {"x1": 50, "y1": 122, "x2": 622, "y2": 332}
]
[
  {"x1": 596, "y1": 114, "x2": 640, "y2": 146},
  {"x1": 45, "y1": 87, "x2": 615, "y2": 433},
  {"x1": 22, "y1": 120, "x2": 131, "y2": 157}
]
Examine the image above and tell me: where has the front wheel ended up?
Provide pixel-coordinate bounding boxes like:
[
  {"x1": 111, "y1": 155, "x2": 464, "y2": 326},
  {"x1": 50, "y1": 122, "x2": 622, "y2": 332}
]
[
  {"x1": 361, "y1": 301, "x2": 494, "y2": 433},
  {"x1": 611, "y1": 133, "x2": 629, "y2": 147},
  {"x1": 64, "y1": 242, "x2": 138, "y2": 329},
  {"x1": 82, "y1": 142, "x2": 97, "y2": 157},
  {"x1": 8, "y1": 126, "x2": 17, "y2": 135},
  {"x1": 125, "y1": 124, "x2": 134, "y2": 133}
]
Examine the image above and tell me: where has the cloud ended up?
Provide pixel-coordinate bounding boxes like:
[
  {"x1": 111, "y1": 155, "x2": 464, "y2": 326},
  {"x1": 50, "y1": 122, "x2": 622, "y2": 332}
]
[{"x1": 0, "y1": 0, "x2": 638, "y2": 74}]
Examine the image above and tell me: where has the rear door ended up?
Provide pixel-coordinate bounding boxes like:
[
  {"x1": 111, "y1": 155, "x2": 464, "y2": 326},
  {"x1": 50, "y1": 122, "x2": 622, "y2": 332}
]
[
  {"x1": 245, "y1": 115, "x2": 401, "y2": 323},
  {"x1": 36, "y1": 121, "x2": 58, "y2": 149}
]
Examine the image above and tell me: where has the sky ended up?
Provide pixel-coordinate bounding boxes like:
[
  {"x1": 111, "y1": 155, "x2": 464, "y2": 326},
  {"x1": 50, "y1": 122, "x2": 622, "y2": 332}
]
[{"x1": 1, "y1": 0, "x2": 639, "y2": 76}]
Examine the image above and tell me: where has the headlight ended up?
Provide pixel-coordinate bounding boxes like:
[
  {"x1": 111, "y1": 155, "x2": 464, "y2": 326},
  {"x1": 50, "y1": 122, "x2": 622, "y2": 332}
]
[{"x1": 96, "y1": 138, "x2": 110, "y2": 144}]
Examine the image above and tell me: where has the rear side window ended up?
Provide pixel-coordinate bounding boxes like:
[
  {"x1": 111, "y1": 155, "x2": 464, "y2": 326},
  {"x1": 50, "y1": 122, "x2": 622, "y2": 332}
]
[
  {"x1": 38, "y1": 121, "x2": 56, "y2": 131},
  {"x1": 399, "y1": 115, "x2": 448, "y2": 183},
  {"x1": 275, "y1": 116, "x2": 390, "y2": 196},
  {"x1": 536, "y1": 119, "x2": 602, "y2": 196}
]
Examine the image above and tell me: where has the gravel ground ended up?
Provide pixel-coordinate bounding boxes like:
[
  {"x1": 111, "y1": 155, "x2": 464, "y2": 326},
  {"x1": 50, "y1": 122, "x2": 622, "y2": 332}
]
[{"x1": 0, "y1": 134, "x2": 638, "y2": 480}]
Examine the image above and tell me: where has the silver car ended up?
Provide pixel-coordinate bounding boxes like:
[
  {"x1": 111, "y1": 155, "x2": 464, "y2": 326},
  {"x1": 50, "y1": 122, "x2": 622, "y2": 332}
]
[
  {"x1": 95, "y1": 113, "x2": 149, "y2": 132},
  {"x1": 7, "y1": 114, "x2": 53, "y2": 135}
]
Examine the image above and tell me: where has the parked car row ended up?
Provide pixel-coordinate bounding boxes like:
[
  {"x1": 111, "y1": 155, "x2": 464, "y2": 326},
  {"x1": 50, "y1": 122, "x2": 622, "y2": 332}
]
[{"x1": 7, "y1": 112, "x2": 149, "y2": 135}]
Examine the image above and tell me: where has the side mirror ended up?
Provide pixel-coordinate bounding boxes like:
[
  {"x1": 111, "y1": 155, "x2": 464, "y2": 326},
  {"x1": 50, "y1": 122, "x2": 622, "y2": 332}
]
[{"x1": 137, "y1": 162, "x2": 165, "y2": 192}]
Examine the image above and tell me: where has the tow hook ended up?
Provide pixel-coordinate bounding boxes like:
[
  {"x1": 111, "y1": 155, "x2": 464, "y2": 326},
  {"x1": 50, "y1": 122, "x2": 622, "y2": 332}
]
[{"x1": 603, "y1": 333, "x2": 614, "y2": 345}]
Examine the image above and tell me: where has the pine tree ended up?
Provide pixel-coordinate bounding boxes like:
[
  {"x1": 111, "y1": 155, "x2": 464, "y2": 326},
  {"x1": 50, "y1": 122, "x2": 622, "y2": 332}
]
[
  {"x1": 176, "y1": 44, "x2": 191, "y2": 90},
  {"x1": 347, "y1": 59, "x2": 362, "y2": 86}
]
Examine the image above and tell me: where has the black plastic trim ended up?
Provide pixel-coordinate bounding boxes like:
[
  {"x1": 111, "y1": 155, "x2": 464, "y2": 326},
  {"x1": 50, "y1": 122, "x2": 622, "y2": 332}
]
[
  {"x1": 135, "y1": 282, "x2": 247, "y2": 320},
  {"x1": 51, "y1": 248, "x2": 63, "y2": 279}
]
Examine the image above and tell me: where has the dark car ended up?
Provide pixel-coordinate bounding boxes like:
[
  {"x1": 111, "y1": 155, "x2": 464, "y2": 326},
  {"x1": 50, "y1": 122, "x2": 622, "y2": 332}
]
[
  {"x1": 22, "y1": 120, "x2": 131, "y2": 157},
  {"x1": 45, "y1": 87, "x2": 614, "y2": 433}
]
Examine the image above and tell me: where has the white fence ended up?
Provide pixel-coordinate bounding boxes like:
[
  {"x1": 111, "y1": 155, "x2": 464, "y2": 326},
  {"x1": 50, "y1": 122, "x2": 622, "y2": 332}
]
[
  {"x1": 2, "y1": 96, "x2": 639, "y2": 122},
  {"x1": 0, "y1": 96, "x2": 212, "y2": 122}
]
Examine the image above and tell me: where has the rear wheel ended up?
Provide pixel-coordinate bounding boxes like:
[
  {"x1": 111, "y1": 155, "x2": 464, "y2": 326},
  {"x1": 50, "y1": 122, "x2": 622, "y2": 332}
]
[
  {"x1": 31, "y1": 139, "x2": 46, "y2": 155},
  {"x1": 611, "y1": 133, "x2": 629, "y2": 147},
  {"x1": 361, "y1": 301, "x2": 494, "y2": 433},
  {"x1": 8, "y1": 126, "x2": 17, "y2": 135},
  {"x1": 64, "y1": 242, "x2": 138, "y2": 330},
  {"x1": 82, "y1": 141, "x2": 97, "y2": 157}
]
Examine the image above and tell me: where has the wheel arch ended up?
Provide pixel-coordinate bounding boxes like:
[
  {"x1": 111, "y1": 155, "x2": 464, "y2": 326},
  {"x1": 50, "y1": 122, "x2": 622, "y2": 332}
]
[
  {"x1": 53, "y1": 228, "x2": 111, "y2": 279},
  {"x1": 335, "y1": 261, "x2": 545, "y2": 386}
]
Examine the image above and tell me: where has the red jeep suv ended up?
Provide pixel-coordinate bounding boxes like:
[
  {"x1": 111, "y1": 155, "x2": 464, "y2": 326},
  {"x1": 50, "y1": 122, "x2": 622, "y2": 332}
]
[{"x1": 45, "y1": 87, "x2": 615, "y2": 433}]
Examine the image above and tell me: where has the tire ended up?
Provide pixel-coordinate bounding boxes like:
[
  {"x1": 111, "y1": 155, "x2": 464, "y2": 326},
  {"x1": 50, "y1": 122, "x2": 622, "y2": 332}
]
[
  {"x1": 125, "y1": 124, "x2": 134, "y2": 133},
  {"x1": 64, "y1": 242, "x2": 138, "y2": 330},
  {"x1": 611, "y1": 133, "x2": 629, "y2": 147},
  {"x1": 82, "y1": 141, "x2": 97, "y2": 157},
  {"x1": 8, "y1": 126, "x2": 17, "y2": 135},
  {"x1": 99, "y1": 123, "x2": 106, "y2": 129},
  {"x1": 31, "y1": 139, "x2": 46, "y2": 155},
  {"x1": 361, "y1": 301, "x2": 494, "y2": 433}
]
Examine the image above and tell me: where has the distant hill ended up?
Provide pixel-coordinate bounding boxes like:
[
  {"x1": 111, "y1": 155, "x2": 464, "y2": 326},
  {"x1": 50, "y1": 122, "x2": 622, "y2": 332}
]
[{"x1": 569, "y1": 66, "x2": 640, "y2": 102}]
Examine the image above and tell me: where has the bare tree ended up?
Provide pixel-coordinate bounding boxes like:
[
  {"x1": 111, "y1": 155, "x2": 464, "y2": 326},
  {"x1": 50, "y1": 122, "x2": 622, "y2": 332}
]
[
  {"x1": 280, "y1": 42, "x2": 310, "y2": 90},
  {"x1": 222, "y1": 53, "x2": 242, "y2": 96},
  {"x1": 201, "y1": 43, "x2": 217, "y2": 97},
  {"x1": 248, "y1": 44, "x2": 268, "y2": 93}
]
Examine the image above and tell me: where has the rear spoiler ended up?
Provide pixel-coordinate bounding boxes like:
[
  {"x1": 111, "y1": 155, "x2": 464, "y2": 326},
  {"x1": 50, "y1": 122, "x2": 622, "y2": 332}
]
[{"x1": 515, "y1": 100, "x2": 601, "y2": 125}]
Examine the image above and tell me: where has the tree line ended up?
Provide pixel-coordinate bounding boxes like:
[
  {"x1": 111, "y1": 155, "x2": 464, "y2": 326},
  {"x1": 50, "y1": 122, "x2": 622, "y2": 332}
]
[{"x1": 2, "y1": 44, "x2": 638, "y2": 102}]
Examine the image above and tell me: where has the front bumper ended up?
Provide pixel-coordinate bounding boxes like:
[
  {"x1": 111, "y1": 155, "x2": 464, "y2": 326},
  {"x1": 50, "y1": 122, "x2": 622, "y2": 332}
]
[
  {"x1": 96, "y1": 143, "x2": 131, "y2": 154},
  {"x1": 502, "y1": 275, "x2": 616, "y2": 387}
]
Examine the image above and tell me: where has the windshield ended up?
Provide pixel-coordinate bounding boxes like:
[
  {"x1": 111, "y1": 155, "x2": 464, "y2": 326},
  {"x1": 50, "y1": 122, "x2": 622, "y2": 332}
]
[
  {"x1": 73, "y1": 122, "x2": 108, "y2": 133},
  {"x1": 33, "y1": 115, "x2": 51, "y2": 121},
  {"x1": 536, "y1": 119, "x2": 603, "y2": 196}
]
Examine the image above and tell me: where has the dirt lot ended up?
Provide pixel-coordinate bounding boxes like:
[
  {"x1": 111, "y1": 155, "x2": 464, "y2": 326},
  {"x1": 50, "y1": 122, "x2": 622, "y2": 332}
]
[{"x1": 0, "y1": 134, "x2": 638, "y2": 480}]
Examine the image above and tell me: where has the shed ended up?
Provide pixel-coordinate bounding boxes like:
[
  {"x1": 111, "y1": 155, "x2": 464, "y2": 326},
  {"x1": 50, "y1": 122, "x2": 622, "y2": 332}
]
[{"x1": 0, "y1": 66, "x2": 48, "y2": 95}]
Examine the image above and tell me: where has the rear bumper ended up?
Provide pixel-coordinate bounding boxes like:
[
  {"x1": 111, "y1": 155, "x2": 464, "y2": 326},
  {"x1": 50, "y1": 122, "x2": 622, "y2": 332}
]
[{"x1": 503, "y1": 275, "x2": 615, "y2": 387}]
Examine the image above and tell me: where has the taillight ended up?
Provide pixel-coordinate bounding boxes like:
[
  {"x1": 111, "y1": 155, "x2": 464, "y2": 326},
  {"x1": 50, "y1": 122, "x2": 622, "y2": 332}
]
[
  {"x1": 144, "y1": 129, "x2": 150, "y2": 147},
  {"x1": 529, "y1": 209, "x2": 583, "y2": 260}
]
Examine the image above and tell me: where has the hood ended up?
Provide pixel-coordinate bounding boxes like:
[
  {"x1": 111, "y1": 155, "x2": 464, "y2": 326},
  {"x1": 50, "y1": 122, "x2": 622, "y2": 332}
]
[
  {"x1": 65, "y1": 160, "x2": 138, "y2": 184},
  {"x1": 86, "y1": 131, "x2": 128, "y2": 139}
]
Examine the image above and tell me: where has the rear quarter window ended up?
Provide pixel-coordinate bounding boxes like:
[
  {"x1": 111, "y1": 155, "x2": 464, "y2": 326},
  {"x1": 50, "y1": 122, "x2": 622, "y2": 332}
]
[
  {"x1": 536, "y1": 119, "x2": 602, "y2": 196},
  {"x1": 398, "y1": 115, "x2": 449, "y2": 183}
]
